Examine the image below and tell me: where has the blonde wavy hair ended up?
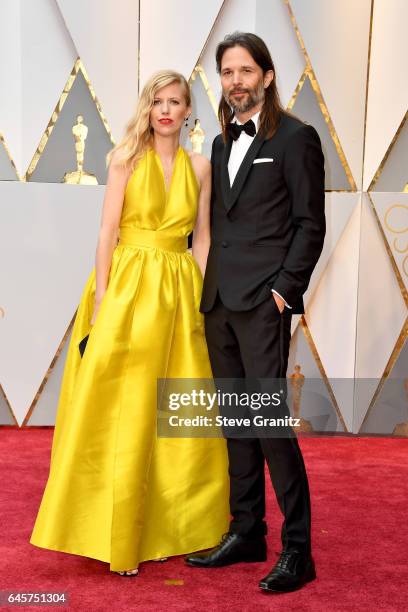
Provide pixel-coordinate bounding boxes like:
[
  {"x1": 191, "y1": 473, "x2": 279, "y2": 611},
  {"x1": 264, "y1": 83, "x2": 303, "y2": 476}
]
[{"x1": 106, "y1": 70, "x2": 191, "y2": 172}]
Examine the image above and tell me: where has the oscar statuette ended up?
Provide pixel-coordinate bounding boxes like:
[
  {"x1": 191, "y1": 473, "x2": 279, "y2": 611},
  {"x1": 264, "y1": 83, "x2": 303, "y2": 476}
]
[
  {"x1": 289, "y1": 365, "x2": 313, "y2": 433},
  {"x1": 63, "y1": 115, "x2": 98, "y2": 185}
]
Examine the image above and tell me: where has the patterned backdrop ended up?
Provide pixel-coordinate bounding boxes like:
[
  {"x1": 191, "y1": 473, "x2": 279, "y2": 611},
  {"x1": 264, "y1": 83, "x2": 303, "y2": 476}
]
[{"x1": 0, "y1": 0, "x2": 407, "y2": 434}]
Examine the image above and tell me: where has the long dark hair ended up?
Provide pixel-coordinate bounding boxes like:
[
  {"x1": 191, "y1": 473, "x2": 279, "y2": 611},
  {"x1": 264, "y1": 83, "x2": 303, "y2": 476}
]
[{"x1": 216, "y1": 32, "x2": 286, "y2": 141}]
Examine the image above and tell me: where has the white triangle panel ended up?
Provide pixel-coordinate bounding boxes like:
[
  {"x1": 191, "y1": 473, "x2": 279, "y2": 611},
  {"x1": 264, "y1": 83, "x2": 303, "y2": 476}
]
[
  {"x1": 255, "y1": 0, "x2": 305, "y2": 108},
  {"x1": 0, "y1": 182, "x2": 102, "y2": 425},
  {"x1": 363, "y1": 0, "x2": 408, "y2": 189},
  {"x1": 354, "y1": 194, "x2": 407, "y2": 430},
  {"x1": 291, "y1": 192, "x2": 359, "y2": 338},
  {"x1": 303, "y1": 193, "x2": 359, "y2": 310},
  {"x1": 359, "y1": 333, "x2": 408, "y2": 435},
  {"x1": 306, "y1": 200, "x2": 361, "y2": 378},
  {"x1": 291, "y1": 77, "x2": 351, "y2": 190},
  {"x1": 0, "y1": 1, "x2": 22, "y2": 177},
  {"x1": 21, "y1": 0, "x2": 78, "y2": 175},
  {"x1": 355, "y1": 194, "x2": 407, "y2": 378},
  {"x1": 1, "y1": 0, "x2": 77, "y2": 176},
  {"x1": 139, "y1": 0, "x2": 224, "y2": 90},
  {"x1": 57, "y1": 0, "x2": 139, "y2": 144},
  {"x1": 290, "y1": 0, "x2": 371, "y2": 189},
  {"x1": 199, "y1": 0, "x2": 257, "y2": 108},
  {"x1": 304, "y1": 197, "x2": 362, "y2": 431}
]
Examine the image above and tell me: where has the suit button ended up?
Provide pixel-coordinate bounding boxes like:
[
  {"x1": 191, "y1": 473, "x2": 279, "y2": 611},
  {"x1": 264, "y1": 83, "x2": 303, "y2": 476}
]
[{"x1": 222, "y1": 241, "x2": 228, "y2": 248}]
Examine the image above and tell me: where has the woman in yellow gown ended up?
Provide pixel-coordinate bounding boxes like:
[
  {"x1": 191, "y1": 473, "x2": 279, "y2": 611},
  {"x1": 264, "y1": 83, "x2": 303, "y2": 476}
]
[{"x1": 30, "y1": 70, "x2": 229, "y2": 575}]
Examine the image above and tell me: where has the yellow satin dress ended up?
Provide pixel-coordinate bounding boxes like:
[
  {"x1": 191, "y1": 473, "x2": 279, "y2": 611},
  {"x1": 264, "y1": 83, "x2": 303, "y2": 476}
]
[{"x1": 30, "y1": 146, "x2": 230, "y2": 572}]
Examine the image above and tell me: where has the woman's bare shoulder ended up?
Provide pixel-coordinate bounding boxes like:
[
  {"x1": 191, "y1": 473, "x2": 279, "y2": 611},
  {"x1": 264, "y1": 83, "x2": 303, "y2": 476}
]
[
  {"x1": 186, "y1": 150, "x2": 211, "y2": 183},
  {"x1": 108, "y1": 150, "x2": 133, "y2": 182}
]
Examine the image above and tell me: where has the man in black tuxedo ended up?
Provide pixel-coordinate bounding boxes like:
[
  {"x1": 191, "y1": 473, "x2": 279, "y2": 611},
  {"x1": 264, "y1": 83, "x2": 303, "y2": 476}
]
[{"x1": 185, "y1": 32, "x2": 325, "y2": 593}]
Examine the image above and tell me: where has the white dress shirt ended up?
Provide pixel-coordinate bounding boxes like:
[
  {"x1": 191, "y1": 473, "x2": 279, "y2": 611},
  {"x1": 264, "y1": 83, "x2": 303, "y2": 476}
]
[
  {"x1": 228, "y1": 111, "x2": 261, "y2": 185},
  {"x1": 227, "y1": 111, "x2": 291, "y2": 309}
]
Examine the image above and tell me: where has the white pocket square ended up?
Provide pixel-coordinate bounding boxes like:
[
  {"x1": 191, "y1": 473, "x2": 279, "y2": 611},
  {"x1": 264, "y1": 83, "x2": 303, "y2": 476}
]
[{"x1": 253, "y1": 158, "x2": 274, "y2": 164}]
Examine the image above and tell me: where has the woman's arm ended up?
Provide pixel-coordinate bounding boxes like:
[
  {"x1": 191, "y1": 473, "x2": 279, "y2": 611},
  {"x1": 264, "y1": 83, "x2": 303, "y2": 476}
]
[
  {"x1": 91, "y1": 152, "x2": 130, "y2": 324},
  {"x1": 190, "y1": 154, "x2": 211, "y2": 277}
]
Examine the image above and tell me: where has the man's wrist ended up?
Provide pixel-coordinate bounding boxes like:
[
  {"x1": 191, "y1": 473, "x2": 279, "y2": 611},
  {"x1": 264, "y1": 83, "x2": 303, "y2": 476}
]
[{"x1": 271, "y1": 289, "x2": 292, "y2": 309}]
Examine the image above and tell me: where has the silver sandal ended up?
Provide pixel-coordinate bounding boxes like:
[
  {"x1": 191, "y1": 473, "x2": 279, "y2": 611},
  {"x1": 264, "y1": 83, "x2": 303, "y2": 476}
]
[{"x1": 114, "y1": 568, "x2": 139, "y2": 577}]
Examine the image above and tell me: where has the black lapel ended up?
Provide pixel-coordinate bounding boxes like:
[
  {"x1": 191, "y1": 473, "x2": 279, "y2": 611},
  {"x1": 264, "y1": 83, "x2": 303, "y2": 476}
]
[
  {"x1": 220, "y1": 136, "x2": 233, "y2": 209},
  {"x1": 224, "y1": 130, "x2": 265, "y2": 213}
]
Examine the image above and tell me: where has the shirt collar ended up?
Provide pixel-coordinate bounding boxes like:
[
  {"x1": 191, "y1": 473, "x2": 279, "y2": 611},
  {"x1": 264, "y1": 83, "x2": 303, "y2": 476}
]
[{"x1": 233, "y1": 110, "x2": 261, "y2": 133}]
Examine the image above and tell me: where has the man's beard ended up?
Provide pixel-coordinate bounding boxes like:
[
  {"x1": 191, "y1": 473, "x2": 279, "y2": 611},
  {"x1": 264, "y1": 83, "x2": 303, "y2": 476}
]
[{"x1": 223, "y1": 80, "x2": 265, "y2": 113}]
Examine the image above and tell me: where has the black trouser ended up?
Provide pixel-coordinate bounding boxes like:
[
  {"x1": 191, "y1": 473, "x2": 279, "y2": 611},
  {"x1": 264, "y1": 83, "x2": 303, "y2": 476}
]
[{"x1": 204, "y1": 292, "x2": 311, "y2": 554}]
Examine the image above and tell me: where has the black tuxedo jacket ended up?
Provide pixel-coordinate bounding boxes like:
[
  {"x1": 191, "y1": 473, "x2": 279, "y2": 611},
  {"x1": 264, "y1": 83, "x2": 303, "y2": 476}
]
[{"x1": 200, "y1": 111, "x2": 326, "y2": 314}]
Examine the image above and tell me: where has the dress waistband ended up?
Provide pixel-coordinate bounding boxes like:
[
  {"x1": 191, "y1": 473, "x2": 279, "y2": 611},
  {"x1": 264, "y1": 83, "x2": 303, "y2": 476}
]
[{"x1": 118, "y1": 227, "x2": 187, "y2": 253}]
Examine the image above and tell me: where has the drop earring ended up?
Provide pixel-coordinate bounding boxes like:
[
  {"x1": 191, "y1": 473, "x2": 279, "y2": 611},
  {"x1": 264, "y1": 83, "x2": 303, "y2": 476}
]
[{"x1": 184, "y1": 116, "x2": 189, "y2": 127}]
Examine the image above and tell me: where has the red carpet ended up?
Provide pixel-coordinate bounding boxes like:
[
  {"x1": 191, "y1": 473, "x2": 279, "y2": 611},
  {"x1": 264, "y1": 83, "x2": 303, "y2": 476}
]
[{"x1": 0, "y1": 430, "x2": 407, "y2": 611}]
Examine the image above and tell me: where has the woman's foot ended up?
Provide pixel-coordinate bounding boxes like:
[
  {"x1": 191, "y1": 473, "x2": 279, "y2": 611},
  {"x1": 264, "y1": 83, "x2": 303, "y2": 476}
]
[{"x1": 115, "y1": 568, "x2": 139, "y2": 577}]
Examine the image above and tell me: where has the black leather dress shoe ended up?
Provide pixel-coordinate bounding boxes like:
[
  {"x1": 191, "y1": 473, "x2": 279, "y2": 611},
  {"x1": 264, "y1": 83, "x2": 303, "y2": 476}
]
[
  {"x1": 259, "y1": 550, "x2": 316, "y2": 592},
  {"x1": 185, "y1": 532, "x2": 267, "y2": 567}
]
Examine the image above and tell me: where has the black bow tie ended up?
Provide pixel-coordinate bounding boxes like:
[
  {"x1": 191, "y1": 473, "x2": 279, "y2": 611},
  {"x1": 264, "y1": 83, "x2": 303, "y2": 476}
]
[{"x1": 226, "y1": 119, "x2": 256, "y2": 141}]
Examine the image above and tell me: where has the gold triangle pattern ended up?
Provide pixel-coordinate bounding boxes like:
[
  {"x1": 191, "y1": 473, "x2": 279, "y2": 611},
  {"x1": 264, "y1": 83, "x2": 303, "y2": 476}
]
[
  {"x1": 367, "y1": 193, "x2": 408, "y2": 307},
  {"x1": 300, "y1": 316, "x2": 348, "y2": 432},
  {"x1": 0, "y1": 384, "x2": 19, "y2": 427},
  {"x1": 21, "y1": 314, "x2": 76, "y2": 427},
  {"x1": 24, "y1": 58, "x2": 115, "y2": 181},
  {"x1": 361, "y1": 0, "x2": 375, "y2": 189},
  {"x1": 358, "y1": 316, "x2": 408, "y2": 432},
  {"x1": 190, "y1": 0, "x2": 227, "y2": 80},
  {"x1": 0, "y1": 133, "x2": 22, "y2": 181},
  {"x1": 285, "y1": 0, "x2": 357, "y2": 191},
  {"x1": 190, "y1": 65, "x2": 219, "y2": 117},
  {"x1": 286, "y1": 69, "x2": 308, "y2": 111},
  {"x1": 367, "y1": 111, "x2": 408, "y2": 192}
]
